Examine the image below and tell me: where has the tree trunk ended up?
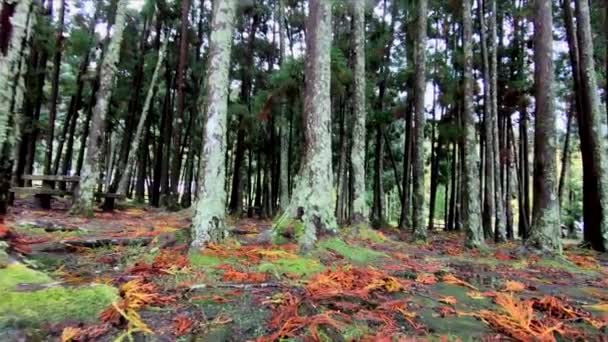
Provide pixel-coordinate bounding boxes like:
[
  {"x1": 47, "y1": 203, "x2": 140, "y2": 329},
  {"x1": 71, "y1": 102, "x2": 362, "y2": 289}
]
[
  {"x1": 573, "y1": 0, "x2": 608, "y2": 252},
  {"x1": 350, "y1": 0, "x2": 368, "y2": 225},
  {"x1": 273, "y1": 0, "x2": 337, "y2": 251},
  {"x1": 190, "y1": 0, "x2": 236, "y2": 248},
  {"x1": 372, "y1": 125, "x2": 385, "y2": 225},
  {"x1": 489, "y1": 0, "x2": 506, "y2": 242},
  {"x1": 527, "y1": 0, "x2": 561, "y2": 253},
  {"x1": 411, "y1": 0, "x2": 428, "y2": 240},
  {"x1": 462, "y1": 0, "x2": 484, "y2": 248},
  {"x1": 43, "y1": 0, "x2": 65, "y2": 178},
  {"x1": 117, "y1": 35, "x2": 168, "y2": 195},
  {"x1": 558, "y1": 102, "x2": 573, "y2": 206},
  {"x1": 170, "y1": 0, "x2": 191, "y2": 202},
  {"x1": 72, "y1": 0, "x2": 128, "y2": 215},
  {"x1": 478, "y1": 0, "x2": 494, "y2": 240}
]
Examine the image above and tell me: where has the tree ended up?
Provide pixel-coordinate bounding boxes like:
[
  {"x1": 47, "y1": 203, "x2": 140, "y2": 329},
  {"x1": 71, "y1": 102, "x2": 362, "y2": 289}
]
[
  {"x1": 527, "y1": 0, "x2": 561, "y2": 253},
  {"x1": 190, "y1": 0, "x2": 237, "y2": 248},
  {"x1": 43, "y1": 0, "x2": 65, "y2": 178},
  {"x1": 71, "y1": 0, "x2": 128, "y2": 215},
  {"x1": 349, "y1": 0, "x2": 368, "y2": 225},
  {"x1": 412, "y1": 0, "x2": 428, "y2": 240},
  {"x1": 462, "y1": 0, "x2": 484, "y2": 248},
  {"x1": 573, "y1": 0, "x2": 608, "y2": 252},
  {"x1": 274, "y1": 0, "x2": 337, "y2": 252}
]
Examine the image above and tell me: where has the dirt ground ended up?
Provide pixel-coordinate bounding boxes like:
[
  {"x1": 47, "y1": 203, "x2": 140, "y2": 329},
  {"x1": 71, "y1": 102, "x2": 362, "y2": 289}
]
[{"x1": 1, "y1": 199, "x2": 607, "y2": 341}]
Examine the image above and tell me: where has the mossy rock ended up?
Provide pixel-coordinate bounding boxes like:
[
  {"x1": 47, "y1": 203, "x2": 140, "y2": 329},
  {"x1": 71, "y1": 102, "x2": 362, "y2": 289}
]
[
  {"x1": 0, "y1": 263, "x2": 118, "y2": 327},
  {"x1": 257, "y1": 256, "x2": 325, "y2": 279},
  {"x1": 315, "y1": 238, "x2": 387, "y2": 264}
]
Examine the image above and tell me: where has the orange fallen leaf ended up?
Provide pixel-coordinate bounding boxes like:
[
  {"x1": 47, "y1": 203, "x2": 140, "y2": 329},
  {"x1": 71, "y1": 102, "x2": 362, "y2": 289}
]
[
  {"x1": 416, "y1": 273, "x2": 437, "y2": 285},
  {"x1": 440, "y1": 296, "x2": 458, "y2": 305},
  {"x1": 442, "y1": 273, "x2": 477, "y2": 290},
  {"x1": 503, "y1": 280, "x2": 526, "y2": 293}
]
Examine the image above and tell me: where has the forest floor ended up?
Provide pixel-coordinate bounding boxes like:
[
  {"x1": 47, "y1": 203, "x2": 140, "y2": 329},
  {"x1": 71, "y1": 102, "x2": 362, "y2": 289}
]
[{"x1": 1, "y1": 199, "x2": 608, "y2": 341}]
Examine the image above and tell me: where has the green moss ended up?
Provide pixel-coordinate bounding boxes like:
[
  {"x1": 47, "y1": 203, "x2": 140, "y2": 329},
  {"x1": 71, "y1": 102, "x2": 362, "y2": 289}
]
[
  {"x1": 272, "y1": 217, "x2": 305, "y2": 244},
  {"x1": 258, "y1": 256, "x2": 325, "y2": 278},
  {"x1": 0, "y1": 264, "x2": 118, "y2": 327},
  {"x1": 341, "y1": 322, "x2": 370, "y2": 340},
  {"x1": 0, "y1": 264, "x2": 52, "y2": 291},
  {"x1": 316, "y1": 238, "x2": 387, "y2": 264},
  {"x1": 535, "y1": 257, "x2": 598, "y2": 276},
  {"x1": 189, "y1": 253, "x2": 227, "y2": 268}
]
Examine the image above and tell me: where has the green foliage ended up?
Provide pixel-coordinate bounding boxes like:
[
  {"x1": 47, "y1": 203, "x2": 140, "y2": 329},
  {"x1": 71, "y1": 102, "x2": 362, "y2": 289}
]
[{"x1": 257, "y1": 256, "x2": 324, "y2": 278}]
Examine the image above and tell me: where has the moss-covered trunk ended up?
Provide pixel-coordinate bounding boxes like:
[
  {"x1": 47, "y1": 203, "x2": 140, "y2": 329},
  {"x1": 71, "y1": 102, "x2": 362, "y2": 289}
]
[
  {"x1": 527, "y1": 0, "x2": 561, "y2": 253},
  {"x1": 412, "y1": 0, "x2": 428, "y2": 240},
  {"x1": 274, "y1": 0, "x2": 337, "y2": 252},
  {"x1": 462, "y1": 0, "x2": 485, "y2": 249},
  {"x1": 71, "y1": 0, "x2": 128, "y2": 215},
  {"x1": 349, "y1": 0, "x2": 368, "y2": 225},
  {"x1": 190, "y1": 0, "x2": 237, "y2": 248}
]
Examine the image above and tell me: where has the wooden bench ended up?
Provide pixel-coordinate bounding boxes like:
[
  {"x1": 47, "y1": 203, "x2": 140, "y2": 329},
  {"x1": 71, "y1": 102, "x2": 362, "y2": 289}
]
[{"x1": 11, "y1": 175, "x2": 124, "y2": 211}]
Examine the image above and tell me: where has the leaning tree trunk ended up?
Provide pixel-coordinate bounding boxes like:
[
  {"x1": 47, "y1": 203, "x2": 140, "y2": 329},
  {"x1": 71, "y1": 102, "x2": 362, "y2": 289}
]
[
  {"x1": 411, "y1": 0, "x2": 428, "y2": 240},
  {"x1": 573, "y1": 0, "x2": 608, "y2": 252},
  {"x1": 462, "y1": 0, "x2": 485, "y2": 248},
  {"x1": 527, "y1": 0, "x2": 561, "y2": 253},
  {"x1": 117, "y1": 35, "x2": 168, "y2": 195},
  {"x1": 71, "y1": 0, "x2": 128, "y2": 216},
  {"x1": 273, "y1": 0, "x2": 337, "y2": 252},
  {"x1": 349, "y1": 0, "x2": 368, "y2": 225},
  {"x1": 190, "y1": 0, "x2": 237, "y2": 248}
]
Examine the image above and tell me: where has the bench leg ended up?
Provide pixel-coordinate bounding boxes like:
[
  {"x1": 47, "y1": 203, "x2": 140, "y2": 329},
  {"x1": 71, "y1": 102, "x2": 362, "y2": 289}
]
[
  {"x1": 35, "y1": 194, "x2": 52, "y2": 209},
  {"x1": 102, "y1": 197, "x2": 115, "y2": 212}
]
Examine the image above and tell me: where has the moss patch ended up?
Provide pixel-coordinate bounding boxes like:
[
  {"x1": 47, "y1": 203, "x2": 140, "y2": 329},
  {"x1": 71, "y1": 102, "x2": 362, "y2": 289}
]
[
  {"x1": 258, "y1": 256, "x2": 325, "y2": 278},
  {"x1": 534, "y1": 257, "x2": 598, "y2": 276},
  {"x1": 0, "y1": 263, "x2": 118, "y2": 327},
  {"x1": 189, "y1": 253, "x2": 229, "y2": 268},
  {"x1": 316, "y1": 238, "x2": 387, "y2": 264}
]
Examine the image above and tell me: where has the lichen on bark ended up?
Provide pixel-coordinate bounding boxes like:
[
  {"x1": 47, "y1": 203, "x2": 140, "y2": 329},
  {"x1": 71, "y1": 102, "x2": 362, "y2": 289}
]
[
  {"x1": 190, "y1": 0, "x2": 237, "y2": 249},
  {"x1": 273, "y1": 0, "x2": 337, "y2": 252},
  {"x1": 71, "y1": 0, "x2": 128, "y2": 216},
  {"x1": 349, "y1": 0, "x2": 368, "y2": 225}
]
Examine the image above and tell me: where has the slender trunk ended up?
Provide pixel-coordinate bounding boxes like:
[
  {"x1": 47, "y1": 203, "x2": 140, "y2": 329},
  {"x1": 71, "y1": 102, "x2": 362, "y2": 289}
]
[
  {"x1": 117, "y1": 35, "x2": 168, "y2": 195},
  {"x1": 170, "y1": 0, "x2": 191, "y2": 200},
  {"x1": 462, "y1": 0, "x2": 484, "y2": 248},
  {"x1": 43, "y1": 0, "x2": 65, "y2": 177},
  {"x1": 558, "y1": 102, "x2": 573, "y2": 206},
  {"x1": 412, "y1": 0, "x2": 428, "y2": 240}
]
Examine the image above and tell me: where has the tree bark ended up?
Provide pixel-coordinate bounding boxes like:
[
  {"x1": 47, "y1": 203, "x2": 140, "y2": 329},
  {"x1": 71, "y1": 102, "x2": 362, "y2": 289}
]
[
  {"x1": 71, "y1": 0, "x2": 128, "y2": 215},
  {"x1": 527, "y1": 0, "x2": 561, "y2": 253},
  {"x1": 573, "y1": 0, "x2": 608, "y2": 252},
  {"x1": 462, "y1": 0, "x2": 485, "y2": 248},
  {"x1": 273, "y1": 0, "x2": 337, "y2": 251},
  {"x1": 117, "y1": 34, "x2": 168, "y2": 196},
  {"x1": 43, "y1": 0, "x2": 65, "y2": 178},
  {"x1": 411, "y1": 0, "x2": 428, "y2": 239},
  {"x1": 190, "y1": 0, "x2": 237, "y2": 248}
]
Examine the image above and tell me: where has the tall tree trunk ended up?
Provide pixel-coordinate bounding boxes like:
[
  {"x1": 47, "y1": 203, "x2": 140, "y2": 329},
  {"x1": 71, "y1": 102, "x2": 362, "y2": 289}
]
[
  {"x1": 72, "y1": 0, "x2": 128, "y2": 215},
  {"x1": 527, "y1": 0, "x2": 561, "y2": 253},
  {"x1": 372, "y1": 125, "x2": 384, "y2": 225},
  {"x1": 411, "y1": 0, "x2": 428, "y2": 239},
  {"x1": 190, "y1": 0, "x2": 236, "y2": 248},
  {"x1": 0, "y1": 0, "x2": 35, "y2": 212},
  {"x1": 273, "y1": 0, "x2": 337, "y2": 252},
  {"x1": 170, "y1": 0, "x2": 191, "y2": 202},
  {"x1": 558, "y1": 102, "x2": 573, "y2": 206},
  {"x1": 278, "y1": 0, "x2": 291, "y2": 212},
  {"x1": 350, "y1": 0, "x2": 368, "y2": 225},
  {"x1": 117, "y1": 35, "x2": 168, "y2": 195},
  {"x1": 478, "y1": 0, "x2": 494, "y2": 239},
  {"x1": 573, "y1": 0, "x2": 608, "y2": 252},
  {"x1": 489, "y1": 0, "x2": 506, "y2": 242},
  {"x1": 43, "y1": 0, "x2": 65, "y2": 177},
  {"x1": 462, "y1": 0, "x2": 485, "y2": 248}
]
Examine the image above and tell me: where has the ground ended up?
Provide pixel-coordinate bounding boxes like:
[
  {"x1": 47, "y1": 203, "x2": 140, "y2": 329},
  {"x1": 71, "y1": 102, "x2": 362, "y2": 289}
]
[{"x1": 1, "y1": 199, "x2": 607, "y2": 341}]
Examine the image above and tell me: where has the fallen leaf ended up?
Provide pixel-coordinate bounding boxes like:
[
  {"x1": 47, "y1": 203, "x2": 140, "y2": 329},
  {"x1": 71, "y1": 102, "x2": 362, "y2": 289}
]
[
  {"x1": 440, "y1": 296, "x2": 458, "y2": 305},
  {"x1": 503, "y1": 280, "x2": 526, "y2": 293}
]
